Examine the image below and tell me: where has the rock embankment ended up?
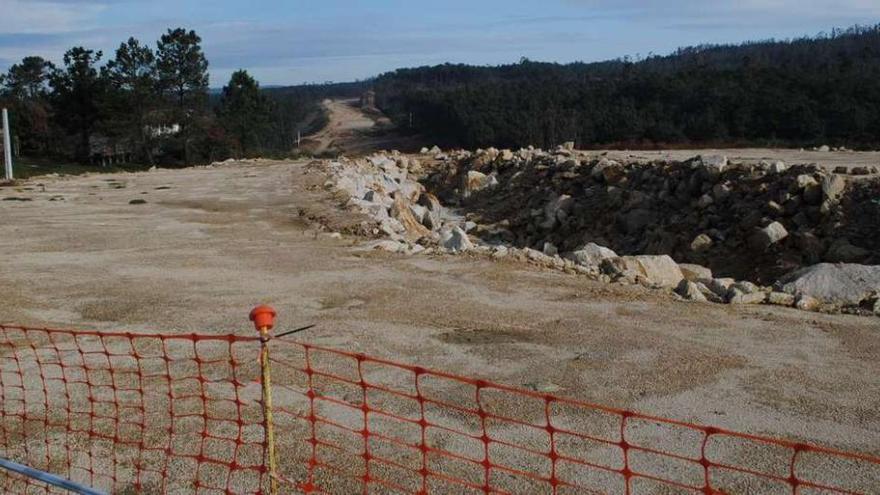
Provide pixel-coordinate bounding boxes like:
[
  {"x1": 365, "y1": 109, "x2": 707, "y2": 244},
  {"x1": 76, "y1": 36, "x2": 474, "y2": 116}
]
[
  {"x1": 319, "y1": 147, "x2": 880, "y2": 317},
  {"x1": 324, "y1": 153, "x2": 473, "y2": 254},
  {"x1": 423, "y1": 148, "x2": 878, "y2": 284}
]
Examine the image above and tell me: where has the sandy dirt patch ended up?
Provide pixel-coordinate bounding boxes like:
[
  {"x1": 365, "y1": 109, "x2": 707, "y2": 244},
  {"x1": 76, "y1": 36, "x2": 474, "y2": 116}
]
[{"x1": 0, "y1": 160, "x2": 877, "y2": 463}]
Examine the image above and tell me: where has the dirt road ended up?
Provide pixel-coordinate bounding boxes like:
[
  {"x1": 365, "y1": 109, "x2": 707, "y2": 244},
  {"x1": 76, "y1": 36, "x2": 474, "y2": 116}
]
[
  {"x1": 301, "y1": 99, "x2": 428, "y2": 156},
  {"x1": 304, "y1": 99, "x2": 382, "y2": 154},
  {"x1": 1, "y1": 160, "x2": 878, "y2": 463}
]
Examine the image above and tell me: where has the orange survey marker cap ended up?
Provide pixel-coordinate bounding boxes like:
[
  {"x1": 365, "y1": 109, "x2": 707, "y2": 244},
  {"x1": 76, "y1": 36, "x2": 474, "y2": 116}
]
[{"x1": 250, "y1": 305, "x2": 277, "y2": 331}]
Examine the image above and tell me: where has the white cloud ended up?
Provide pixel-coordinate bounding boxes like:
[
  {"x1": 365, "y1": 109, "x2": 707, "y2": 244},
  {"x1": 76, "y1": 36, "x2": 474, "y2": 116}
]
[
  {"x1": 0, "y1": 0, "x2": 106, "y2": 34},
  {"x1": 3, "y1": 0, "x2": 879, "y2": 84}
]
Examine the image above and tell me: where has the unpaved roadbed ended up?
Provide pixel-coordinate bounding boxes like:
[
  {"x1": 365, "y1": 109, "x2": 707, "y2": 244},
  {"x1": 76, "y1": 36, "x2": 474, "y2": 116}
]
[{"x1": 0, "y1": 160, "x2": 878, "y2": 459}]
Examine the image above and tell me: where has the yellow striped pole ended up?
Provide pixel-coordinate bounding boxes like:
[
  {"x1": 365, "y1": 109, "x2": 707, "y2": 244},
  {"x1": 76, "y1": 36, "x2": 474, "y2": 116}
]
[{"x1": 251, "y1": 305, "x2": 279, "y2": 495}]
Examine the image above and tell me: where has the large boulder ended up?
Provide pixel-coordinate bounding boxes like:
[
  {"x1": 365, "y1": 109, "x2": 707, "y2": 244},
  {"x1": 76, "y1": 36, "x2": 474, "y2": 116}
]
[
  {"x1": 418, "y1": 192, "x2": 443, "y2": 230},
  {"x1": 797, "y1": 174, "x2": 822, "y2": 205},
  {"x1": 351, "y1": 199, "x2": 389, "y2": 221},
  {"x1": 397, "y1": 180, "x2": 424, "y2": 202},
  {"x1": 440, "y1": 226, "x2": 473, "y2": 253},
  {"x1": 701, "y1": 278, "x2": 736, "y2": 299},
  {"x1": 767, "y1": 292, "x2": 795, "y2": 307},
  {"x1": 408, "y1": 204, "x2": 428, "y2": 224},
  {"x1": 822, "y1": 175, "x2": 846, "y2": 202},
  {"x1": 372, "y1": 173, "x2": 401, "y2": 196},
  {"x1": 390, "y1": 195, "x2": 432, "y2": 240},
  {"x1": 796, "y1": 295, "x2": 822, "y2": 311},
  {"x1": 765, "y1": 160, "x2": 787, "y2": 174},
  {"x1": 464, "y1": 171, "x2": 496, "y2": 198},
  {"x1": 335, "y1": 171, "x2": 370, "y2": 199},
  {"x1": 368, "y1": 154, "x2": 396, "y2": 171},
  {"x1": 679, "y1": 263, "x2": 712, "y2": 282},
  {"x1": 591, "y1": 158, "x2": 623, "y2": 183},
  {"x1": 378, "y1": 218, "x2": 405, "y2": 237},
  {"x1": 541, "y1": 194, "x2": 574, "y2": 229},
  {"x1": 777, "y1": 263, "x2": 880, "y2": 306},
  {"x1": 604, "y1": 255, "x2": 684, "y2": 288},
  {"x1": 749, "y1": 221, "x2": 788, "y2": 250},
  {"x1": 601, "y1": 257, "x2": 641, "y2": 282},
  {"x1": 523, "y1": 247, "x2": 560, "y2": 267},
  {"x1": 728, "y1": 289, "x2": 766, "y2": 305},
  {"x1": 676, "y1": 280, "x2": 708, "y2": 302},
  {"x1": 567, "y1": 243, "x2": 618, "y2": 267}
]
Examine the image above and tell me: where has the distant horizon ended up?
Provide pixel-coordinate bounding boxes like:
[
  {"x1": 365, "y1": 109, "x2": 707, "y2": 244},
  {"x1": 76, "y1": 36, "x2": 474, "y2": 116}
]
[
  {"x1": 225, "y1": 25, "x2": 876, "y2": 90},
  {"x1": 2, "y1": 0, "x2": 879, "y2": 86}
]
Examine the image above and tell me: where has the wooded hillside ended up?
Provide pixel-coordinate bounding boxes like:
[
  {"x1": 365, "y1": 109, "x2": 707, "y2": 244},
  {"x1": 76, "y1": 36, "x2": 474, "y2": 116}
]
[{"x1": 374, "y1": 25, "x2": 880, "y2": 150}]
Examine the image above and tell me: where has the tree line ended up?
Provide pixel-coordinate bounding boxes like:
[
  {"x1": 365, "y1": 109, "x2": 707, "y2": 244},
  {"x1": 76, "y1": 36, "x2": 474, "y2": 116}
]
[
  {"x1": 0, "y1": 28, "x2": 316, "y2": 166},
  {"x1": 373, "y1": 24, "x2": 880, "y2": 150}
]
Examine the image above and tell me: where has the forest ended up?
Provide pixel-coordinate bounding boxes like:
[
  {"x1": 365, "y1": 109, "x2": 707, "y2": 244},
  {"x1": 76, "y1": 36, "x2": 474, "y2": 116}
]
[
  {"x1": 0, "y1": 28, "x2": 325, "y2": 167},
  {"x1": 4, "y1": 24, "x2": 880, "y2": 167},
  {"x1": 373, "y1": 25, "x2": 880, "y2": 150}
]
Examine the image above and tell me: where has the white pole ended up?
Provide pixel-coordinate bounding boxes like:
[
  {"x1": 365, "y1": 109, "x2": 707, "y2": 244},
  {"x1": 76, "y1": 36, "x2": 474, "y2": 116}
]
[{"x1": 2, "y1": 108, "x2": 12, "y2": 181}]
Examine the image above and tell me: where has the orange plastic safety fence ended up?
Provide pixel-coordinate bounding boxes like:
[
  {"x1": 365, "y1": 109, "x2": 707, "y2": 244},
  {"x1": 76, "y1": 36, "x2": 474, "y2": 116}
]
[
  {"x1": 268, "y1": 341, "x2": 880, "y2": 495},
  {"x1": 0, "y1": 325, "x2": 267, "y2": 494},
  {"x1": 2, "y1": 323, "x2": 879, "y2": 495}
]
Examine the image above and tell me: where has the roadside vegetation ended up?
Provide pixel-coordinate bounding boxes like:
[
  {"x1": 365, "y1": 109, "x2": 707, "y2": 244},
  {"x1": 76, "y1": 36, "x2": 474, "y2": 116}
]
[{"x1": 0, "y1": 28, "x2": 326, "y2": 170}]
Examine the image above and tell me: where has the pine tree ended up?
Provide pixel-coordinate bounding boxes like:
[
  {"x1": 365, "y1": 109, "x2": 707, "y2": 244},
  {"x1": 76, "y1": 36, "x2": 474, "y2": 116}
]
[
  {"x1": 104, "y1": 38, "x2": 160, "y2": 164},
  {"x1": 156, "y1": 28, "x2": 209, "y2": 164},
  {"x1": 49, "y1": 48, "x2": 105, "y2": 162},
  {"x1": 0, "y1": 56, "x2": 55, "y2": 154},
  {"x1": 217, "y1": 70, "x2": 271, "y2": 157}
]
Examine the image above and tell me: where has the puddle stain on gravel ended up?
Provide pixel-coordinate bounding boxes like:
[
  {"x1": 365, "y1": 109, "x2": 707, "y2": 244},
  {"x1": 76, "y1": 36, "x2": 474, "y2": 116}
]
[
  {"x1": 319, "y1": 296, "x2": 367, "y2": 311},
  {"x1": 435, "y1": 327, "x2": 535, "y2": 345}
]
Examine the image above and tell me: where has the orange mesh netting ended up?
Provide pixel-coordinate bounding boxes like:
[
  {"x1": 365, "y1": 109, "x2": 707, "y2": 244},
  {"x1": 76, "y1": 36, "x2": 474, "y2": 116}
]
[
  {"x1": 270, "y1": 341, "x2": 880, "y2": 495},
  {"x1": 0, "y1": 325, "x2": 265, "y2": 494},
  {"x1": 1, "y1": 323, "x2": 879, "y2": 494}
]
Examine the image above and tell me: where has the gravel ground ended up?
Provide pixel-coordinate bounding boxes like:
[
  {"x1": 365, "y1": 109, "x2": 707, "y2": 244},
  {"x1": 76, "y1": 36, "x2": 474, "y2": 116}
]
[{"x1": 0, "y1": 159, "x2": 878, "y2": 493}]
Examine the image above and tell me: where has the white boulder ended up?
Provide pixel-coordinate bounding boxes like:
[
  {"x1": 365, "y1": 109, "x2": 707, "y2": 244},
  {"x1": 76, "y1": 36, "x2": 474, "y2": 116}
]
[
  {"x1": 440, "y1": 226, "x2": 473, "y2": 253},
  {"x1": 679, "y1": 263, "x2": 712, "y2": 281},
  {"x1": 605, "y1": 255, "x2": 684, "y2": 288},
  {"x1": 464, "y1": 171, "x2": 496, "y2": 198},
  {"x1": 749, "y1": 221, "x2": 788, "y2": 250},
  {"x1": 568, "y1": 243, "x2": 618, "y2": 267},
  {"x1": 778, "y1": 263, "x2": 880, "y2": 306}
]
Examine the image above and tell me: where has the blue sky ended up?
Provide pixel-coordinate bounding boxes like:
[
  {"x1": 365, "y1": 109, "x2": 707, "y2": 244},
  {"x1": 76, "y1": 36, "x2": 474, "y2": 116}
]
[{"x1": 1, "y1": 0, "x2": 879, "y2": 86}]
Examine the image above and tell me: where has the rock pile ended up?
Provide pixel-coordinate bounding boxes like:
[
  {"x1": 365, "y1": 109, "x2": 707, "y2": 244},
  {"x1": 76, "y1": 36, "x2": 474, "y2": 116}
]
[
  {"x1": 423, "y1": 148, "x2": 879, "y2": 284},
  {"x1": 320, "y1": 147, "x2": 880, "y2": 316},
  {"x1": 324, "y1": 153, "x2": 478, "y2": 254}
]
